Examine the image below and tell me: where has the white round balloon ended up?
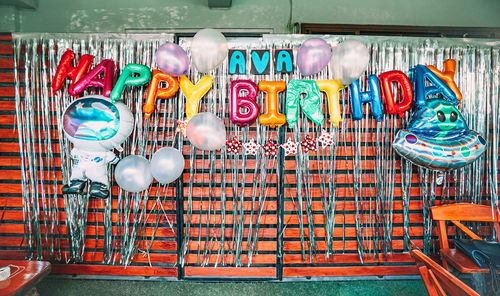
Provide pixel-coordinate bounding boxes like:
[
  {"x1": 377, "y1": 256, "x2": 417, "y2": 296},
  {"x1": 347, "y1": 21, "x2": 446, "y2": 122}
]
[
  {"x1": 114, "y1": 155, "x2": 153, "y2": 193},
  {"x1": 190, "y1": 28, "x2": 228, "y2": 73},
  {"x1": 186, "y1": 112, "x2": 226, "y2": 151},
  {"x1": 330, "y1": 40, "x2": 370, "y2": 85},
  {"x1": 151, "y1": 147, "x2": 185, "y2": 184}
]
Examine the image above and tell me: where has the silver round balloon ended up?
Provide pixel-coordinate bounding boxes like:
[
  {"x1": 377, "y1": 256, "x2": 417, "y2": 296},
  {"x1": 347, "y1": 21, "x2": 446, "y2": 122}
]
[
  {"x1": 190, "y1": 28, "x2": 228, "y2": 73},
  {"x1": 114, "y1": 155, "x2": 153, "y2": 193},
  {"x1": 150, "y1": 147, "x2": 185, "y2": 184},
  {"x1": 186, "y1": 112, "x2": 226, "y2": 151},
  {"x1": 330, "y1": 40, "x2": 370, "y2": 85}
]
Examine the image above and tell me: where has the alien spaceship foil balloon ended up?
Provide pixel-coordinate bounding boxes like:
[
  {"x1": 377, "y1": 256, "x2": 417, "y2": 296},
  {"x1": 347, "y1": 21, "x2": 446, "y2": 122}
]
[{"x1": 393, "y1": 98, "x2": 486, "y2": 171}]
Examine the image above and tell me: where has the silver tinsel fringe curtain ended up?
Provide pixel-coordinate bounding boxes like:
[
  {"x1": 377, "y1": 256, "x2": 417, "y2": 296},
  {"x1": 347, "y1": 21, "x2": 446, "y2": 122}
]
[
  {"x1": 12, "y1": 33, "x2": 500, "y2": 268},
  {"x1": 13, "y1": 33, "x2": 178, "y2": 265}
]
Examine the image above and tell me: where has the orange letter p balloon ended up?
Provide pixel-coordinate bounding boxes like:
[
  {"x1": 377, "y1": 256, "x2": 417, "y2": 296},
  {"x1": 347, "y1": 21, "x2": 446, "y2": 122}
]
[{"x1": 143, "y1": 69, "x2": 179, "y2": 118}]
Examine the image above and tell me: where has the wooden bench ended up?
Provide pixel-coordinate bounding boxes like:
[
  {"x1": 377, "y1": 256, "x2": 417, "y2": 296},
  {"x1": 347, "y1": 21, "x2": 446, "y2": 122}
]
[
  {"x1": 412, "y1": 249, "x2": 479, "y2": 296},
  {"x1": 430, "y1": 203, "x2": 500, "y2": 274}
]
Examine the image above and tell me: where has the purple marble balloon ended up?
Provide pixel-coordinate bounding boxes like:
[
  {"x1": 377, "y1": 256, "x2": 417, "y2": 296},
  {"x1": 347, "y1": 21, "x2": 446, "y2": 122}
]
[
  {"x1": 297, "y1": 38, "x2": 332, "y2": 76},
  {"x1": 155, "y1": 43, "x2": 189, "y2": 76}
]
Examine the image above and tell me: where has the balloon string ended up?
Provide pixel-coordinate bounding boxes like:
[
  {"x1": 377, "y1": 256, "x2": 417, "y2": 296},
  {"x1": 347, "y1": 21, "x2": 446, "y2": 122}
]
[
  {"x1": 293, "y1": 121, "x2": 305, "y2": 260},
  {"x1": 246, "y1": 125, "x2": 261, "y2": 266}
]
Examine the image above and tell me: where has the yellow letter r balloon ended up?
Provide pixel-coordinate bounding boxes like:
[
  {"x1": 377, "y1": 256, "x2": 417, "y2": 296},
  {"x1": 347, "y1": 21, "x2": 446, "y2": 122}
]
[{"x1": 179, "y1": 75, "x2": 213, "y2": 120}]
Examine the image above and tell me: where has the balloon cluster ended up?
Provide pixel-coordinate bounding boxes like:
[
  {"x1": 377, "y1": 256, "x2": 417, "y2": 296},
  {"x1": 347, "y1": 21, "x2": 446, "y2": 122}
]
[
  {"x1": 56, "y1": 29, "x2": 483, "y2": 194},
  {"x1": 115, "y1": 112, "x2": 226, "y2": 193},
  {"x1": 154, "y1": 28, "x2": 228, "y2": 75},
  {"x1": 53, "y1": 28, "x2": 231, "y2": 194},
  {"x1": 296, "y1": 38, "x2": 370, "y2": 84},
  {"x1": 114, "y1": 147, "x2": 185, "y2": 193},
  {"x1": 54, "y1": 34, "x2": 375, "y2": 134}
]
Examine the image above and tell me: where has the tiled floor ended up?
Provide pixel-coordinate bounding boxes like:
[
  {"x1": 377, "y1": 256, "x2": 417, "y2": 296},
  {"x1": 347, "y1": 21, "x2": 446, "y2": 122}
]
[{"x1": 36, "y1": 278, "x2": 427, "y2": 296}]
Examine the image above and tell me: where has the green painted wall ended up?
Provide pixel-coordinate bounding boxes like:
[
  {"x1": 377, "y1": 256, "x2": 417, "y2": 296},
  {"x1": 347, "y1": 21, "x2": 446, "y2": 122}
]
[
  {"x1": 0, "y1": 5, "x2": 18, "y2": 32},
  {"x1": 1, "y1": 0, "x2": 500, "y2": 33}
]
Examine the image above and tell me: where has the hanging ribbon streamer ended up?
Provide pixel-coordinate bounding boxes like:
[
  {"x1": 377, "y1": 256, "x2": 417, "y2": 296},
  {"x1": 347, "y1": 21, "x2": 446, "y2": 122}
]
[
  {"x1": 316, "y1": 79, "x2": 343, "y2": 127},
  {"x1": 378, "y1": 70, "x2": 413, "y2": 118},
  {"x1": 427, "y1": 59, "x2": 462, "y2": 104},
  {"x1": 52, "y1": 49, "x2": 94, "y2": 94},
  {"x1": 179, "y1": 75, "x2": 213, "y2": 120},
  {"x1": 411, "y1": 64, "x2": 458, "y2": 107},
  {"x1": 349, "y1": 75, "x2": 384, "y2": 121},
  {"x1": 13, "y1": 33, "x2": 176, "y2": 265},
  {"x1": 230, "y1": 79, "x2": 259, "y2": 126},
  {"x1": 110, "y1": 63, "x2": 152, "y2": 103},
  {"x1": 143, "y1": 69, "x2": 179, "y2": 118},
  {"x1": 70, "y1": 59, "x2": 115, "y2": 97},
  {"x1": 286, "y1": 80, "x2": 324, "y2": 127},
  {"x1": 259, "y1": 80, "x2": 287, "y2": 128}
]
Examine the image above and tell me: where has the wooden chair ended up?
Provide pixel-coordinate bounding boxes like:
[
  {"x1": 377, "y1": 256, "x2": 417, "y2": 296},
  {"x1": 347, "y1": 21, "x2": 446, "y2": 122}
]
[
  {"x1": 430, "y1": 203, "x2": 500, "y2": 274},
  {"x1": 412, "y1": 249, "x2": 480, "y2": 296}
]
